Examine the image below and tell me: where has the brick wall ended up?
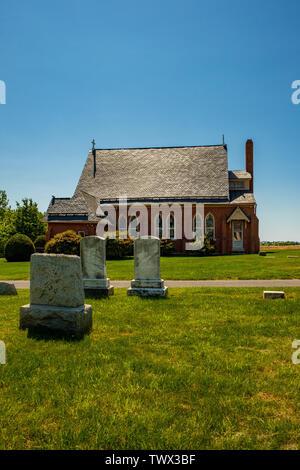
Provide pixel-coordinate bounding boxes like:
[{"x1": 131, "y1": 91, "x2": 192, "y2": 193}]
[{"x1": 46, "y1": 204, "x2": 259, "y2": 254}]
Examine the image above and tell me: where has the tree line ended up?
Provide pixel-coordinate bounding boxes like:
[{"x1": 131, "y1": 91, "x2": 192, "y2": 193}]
[{"x1": 0, "y1": 190, "x2": 46, "y2": 257}]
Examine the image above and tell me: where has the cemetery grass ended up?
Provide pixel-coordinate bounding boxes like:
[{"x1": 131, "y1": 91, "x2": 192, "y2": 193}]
[
  {"x1": 1, "y1": 288, "x2": 300, "y2": 450},
  {"x1": 1, "y1": 249, "x2": 300, "y2": 281}
]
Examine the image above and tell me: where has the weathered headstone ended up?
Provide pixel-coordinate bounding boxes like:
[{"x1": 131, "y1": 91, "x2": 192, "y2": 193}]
[
  {"x1": 20, "y1": 254, "x2": 92, "y2": 337},
  {"x1": 263, "y1": 291, "x2": 285, "y2": 299},
  {"x1": 80, "y1": 236, "x2": 114, "y2": 297},
  {"x1": 127, "y1": 236, "x2": 168, "y2": 297},
  {"x1": 0, "y1": 282, "x2": 17, "y2": 295}
]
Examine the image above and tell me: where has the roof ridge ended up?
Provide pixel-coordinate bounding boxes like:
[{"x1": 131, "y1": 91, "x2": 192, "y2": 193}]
[{"x1": 94, "y1": 144, "x2": 226, "y2": 151}]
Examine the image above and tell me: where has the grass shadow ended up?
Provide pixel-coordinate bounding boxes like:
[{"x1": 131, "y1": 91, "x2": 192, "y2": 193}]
[{"x1": 26, "y1": 326, "x2": 91, "y2": 342}]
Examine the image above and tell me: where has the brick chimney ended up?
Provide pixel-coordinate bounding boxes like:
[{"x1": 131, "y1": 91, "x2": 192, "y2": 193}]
[{"x1": 245, "y1": 139, "x2": 253, "y2": 192}]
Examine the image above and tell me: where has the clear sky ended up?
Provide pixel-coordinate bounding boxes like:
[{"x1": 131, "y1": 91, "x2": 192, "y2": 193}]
[{"x1": 0, "y1": 0, "x2": 299, "y2": 241}]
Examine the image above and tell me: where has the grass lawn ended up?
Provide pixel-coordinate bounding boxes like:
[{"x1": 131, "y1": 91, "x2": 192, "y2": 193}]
[
  {"x1": 1, "y1": 249, "x2": 300, "y2": 280},
  {"x1": 0, "y1": 287, "x2": 300, "y2": 449}
]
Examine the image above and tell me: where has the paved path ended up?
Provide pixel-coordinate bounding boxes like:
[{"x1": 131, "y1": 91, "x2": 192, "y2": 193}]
[{"x1": 3, "y1": 279, "x2": 300, "y2": 289}]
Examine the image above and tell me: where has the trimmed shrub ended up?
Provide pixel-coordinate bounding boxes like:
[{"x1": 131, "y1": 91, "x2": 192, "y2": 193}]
[
  {"x1": 34, "y1": 234, "x2": 46, "y2": 253},
  {"x1": 202, "y1": 235, "x2": 216, "y2": 255},
  {"x1": 106, "y1": 238, "x2": 121, "y2": 260},
  {"x1": 4, "y1": 233, "x2": 35, "y2": 262},
  {"x1": 106, "y1": 231, "x2": 134, "y2": 260},
  {"x1": 45, "y1": 230, "x2": 81, "y2": 256},
  {"x1": 119, "y1": 238, "x2": 134, "y2": 257},
  {"x1": 160, "y1": 239, "x2": 175, "y2": 256},
  {"x1": 107, "y1": 236, "x2": 175, "y2": 259},
  {"x1": 106, "y1": 234, "x2": 134, "y2": 260},
  {"x1": 188, "y1": 235, "x2": 216, "y2": 256}
]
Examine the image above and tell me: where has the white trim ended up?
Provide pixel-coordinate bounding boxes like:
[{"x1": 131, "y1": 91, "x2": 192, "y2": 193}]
[{"x1": 227, "y1": 206, "x2": 250, "y2": 223}]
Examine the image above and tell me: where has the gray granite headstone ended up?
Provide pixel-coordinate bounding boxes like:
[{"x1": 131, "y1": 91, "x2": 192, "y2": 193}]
[
  {"x1": 80, "y1": 236, "x2": 114, "y2": 297},
  {"x1": 0, "y1": 282, "x2": 17, "y2": 295},
  {"x1": 127, "y1": 236, "x2": 168, "y2": 297},
  {"x1": 20, "y1": 254, "x2": 92, "y2": 337}
]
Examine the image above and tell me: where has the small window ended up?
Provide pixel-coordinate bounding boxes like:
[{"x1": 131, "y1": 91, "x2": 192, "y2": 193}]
[
  {"x1": 78, "y1": 231, "x2": 85, "y2": 237},
  {"x1": 230, "y1": 181, "x2": 244, "y2": 190},
  {"x1": 205, "y1": 214, "x2": 215, "y2": 239}
]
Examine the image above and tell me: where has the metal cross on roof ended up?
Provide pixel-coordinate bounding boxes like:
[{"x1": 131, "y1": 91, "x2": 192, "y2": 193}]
[{"x1": 91, "y1": 139, "x2": 96, "y2": 150}]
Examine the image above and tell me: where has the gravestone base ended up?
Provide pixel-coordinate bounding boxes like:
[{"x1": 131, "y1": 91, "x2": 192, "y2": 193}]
[
  {"x1": 263, "y1": 291, "x2": 285, "y2": 299},
  {"x1": 127, "y1": 279, "x2": 168, "y2": 297},
  {"x1": 83, "y1": 278, "x2": 114, "y2": 297},
  {"x1": 20, "y1": 303, "x2": 92, "y2": 337},
  {"x1": 84, "y1": 286, "x2": 114, "y2": 297}
]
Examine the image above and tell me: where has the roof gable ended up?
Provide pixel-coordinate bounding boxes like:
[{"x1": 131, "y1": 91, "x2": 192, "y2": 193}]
[{"x1": 227, "y1": 206, "x2": 251, "y2": 223}]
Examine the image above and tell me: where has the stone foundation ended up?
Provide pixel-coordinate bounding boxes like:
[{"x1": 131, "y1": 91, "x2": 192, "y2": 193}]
[
  {"x1": 20, "y1": 303, "x2": 92, "y2": 337},
  {"x1": 127, "y1": 285, "x2": 168, "y2": 297},
  {"x1": 83, "y1": 277, "x2": 114, "y2": 297},
  {"x1": 263, "y1": 291, "x2": 285, "y2": 299}
]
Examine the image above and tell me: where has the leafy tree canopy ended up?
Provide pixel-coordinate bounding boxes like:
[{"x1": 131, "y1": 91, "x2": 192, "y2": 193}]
[
  {"x1": 14, "y1": 198, "x2": 45, "y2": 241},
  {"x1": 0, "y1": 191, "x2": 46, "y2": 256}
]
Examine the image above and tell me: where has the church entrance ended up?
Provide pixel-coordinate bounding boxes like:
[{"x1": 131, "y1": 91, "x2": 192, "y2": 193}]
[{"x1": 232, "y1": 221, "x2": 244, "y2": 252}]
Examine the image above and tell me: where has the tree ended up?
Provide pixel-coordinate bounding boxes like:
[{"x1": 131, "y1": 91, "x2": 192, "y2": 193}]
[
  {"x1": 14, "y1": 198, "x2": 45, "y2": 242},
  {"x1": 0, "y1": 191, "x2": 15, "y2": 257},
  {"x1": 0, "y1": 190, "x2": 9, "y2": 220}
]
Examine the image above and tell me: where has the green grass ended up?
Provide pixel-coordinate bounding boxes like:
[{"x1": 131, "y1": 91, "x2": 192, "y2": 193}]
[
  {"x1": 1, "y1": 249, "x2": 300, "y2": 280},
  {"x1": 1, "y1": 287, "x2": 300, "y2": 449}
]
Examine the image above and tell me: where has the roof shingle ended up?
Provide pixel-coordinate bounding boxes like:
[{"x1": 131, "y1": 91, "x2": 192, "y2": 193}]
[{"x1": 74, "y1": 145, "x2": 229, "y2": 201}]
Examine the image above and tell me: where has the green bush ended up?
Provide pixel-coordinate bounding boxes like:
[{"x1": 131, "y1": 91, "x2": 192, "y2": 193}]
[
  {"x1": 106, "y1": 238, "x2": 121, "y2": 260},
  {"x1": 106, "y1": 233, "x2": 134, "y2": 260},
  {"x1": 202, "y1": 235, "x2": 216, "y2": 255},
  {"x1": 119, "y1": 238, "x2": 134, "y2": 257},
  {"x1": 106, "y1": 236, "x2": 174, "y2": 259},
  {"x1": 188, "y1": 235, "x2": 216, "y2": 256},
  {"x1": 160, "y1": 239, "x2": 175, "y2": 256},
  {"x1": 4, "y1": 233, "x2": 35, "y2": 262},
  {"x1": 34, "y1": 234, "x2": 46, "y2": 253},
  {"x1": 45, "y1": 230, "x2": 81, "y2": 256}
]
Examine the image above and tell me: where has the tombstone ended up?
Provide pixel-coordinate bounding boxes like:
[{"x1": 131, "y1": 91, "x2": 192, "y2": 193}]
[
  {"x1": 263, "y1": 291, "x2": 285, "y2": 299},
  {"x1": 20, "y1": 254, "x2": 92, "y2": 337},
  {"x1": 0, "y1": 341, "x2": 5, "y2": 365},
  {"x1": 0, "y1": 282, "x2": 17, "y2": 295},
  {"x1": 80, "y1": 236, "x2": 114, "y2": 297},
  {"x1": 127, "y1": 236, "x2": 168, "y2": 297}
]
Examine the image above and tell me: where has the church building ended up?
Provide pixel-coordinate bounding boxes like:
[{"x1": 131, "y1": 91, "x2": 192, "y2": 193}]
[{"x1": 45, "y1": 139, "x2": 259, "y2": 254}]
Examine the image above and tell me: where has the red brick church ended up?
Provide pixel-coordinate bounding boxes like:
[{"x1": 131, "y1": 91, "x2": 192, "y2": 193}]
[{"x1": 45, "y1": 139, "x2": 259, "y2": 254}]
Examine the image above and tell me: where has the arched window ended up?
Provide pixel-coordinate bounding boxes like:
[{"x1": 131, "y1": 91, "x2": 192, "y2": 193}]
[
  {"x1": 192, "y1": 213, "x2": 203, "y2": 239},
  {"x1": 166, "y1": 213, "x2": 176, "y2": 239},
  {"x1": 205, "y1": 213, "x2": 215, "y2": 239},
  {"x1": 155, "y1": 214, "x2": 163, "y2": 238},
  {"x1": 128, "y1": 215, "x2": 140, "y2": 238},
  {"x1": 118, "y1": 215, "x2": 127, "y2": 234}
]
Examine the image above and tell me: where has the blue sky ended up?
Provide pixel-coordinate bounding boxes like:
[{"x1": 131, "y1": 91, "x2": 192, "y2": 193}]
[{"x1": 0, "y1": 0, "x2": 299, "y2": 241}]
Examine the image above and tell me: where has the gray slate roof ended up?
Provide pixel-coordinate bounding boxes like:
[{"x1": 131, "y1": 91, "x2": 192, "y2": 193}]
[
  {"x1": 229, "y1": 191, "x2": 256, "y2": 204},
  {"x1": 46, "y1": 197, "x2": 88, "y2": 215},
  {"x1": 45, "y1": 145, "x2": 256, "y2": 220},
  {"x1": 228, "y1": 170, "x2": 252, "y2": 179},
  {"x1": 74, "y1": 145, "x2": 229, "y2": 201}
]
